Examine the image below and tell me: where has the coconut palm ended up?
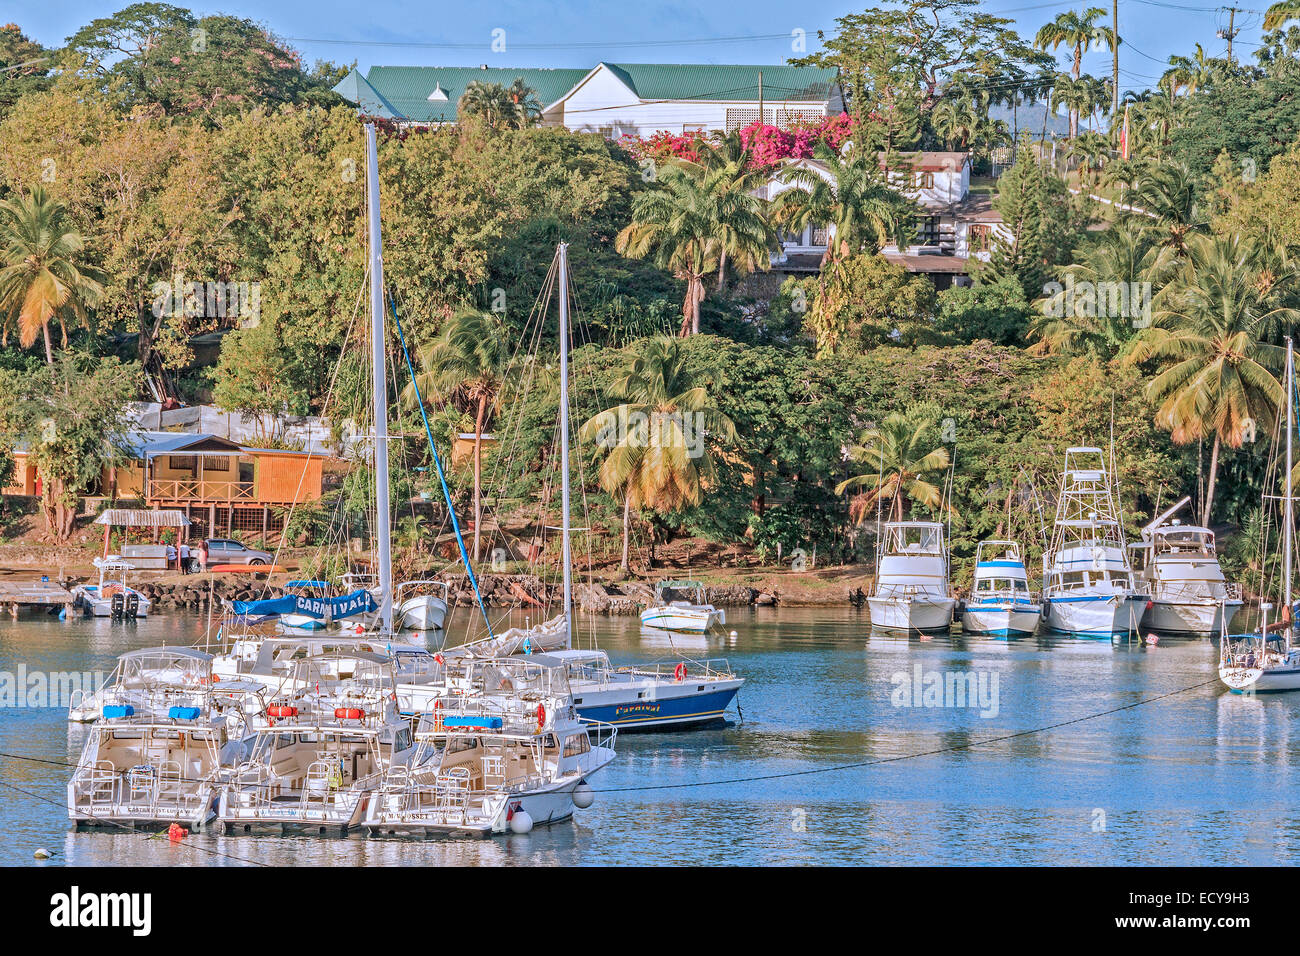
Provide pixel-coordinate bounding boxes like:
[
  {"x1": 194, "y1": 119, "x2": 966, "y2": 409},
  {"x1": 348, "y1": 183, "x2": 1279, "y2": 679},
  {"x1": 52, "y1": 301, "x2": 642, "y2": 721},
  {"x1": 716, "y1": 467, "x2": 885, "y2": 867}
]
[
  {"x1": 1031, "y1": 220, "x2": 1178, "y2": 358},
  {"x1": 1265, "y1": 0, "x2": 1300, "y2": 30},
  {"x1": 457, "y1": 79, "x2": 539, "y2": 130},
  {"x1": 1123, "y1": 161, "x2": 1204, "y2": 253},
  {"x1": 0, "y1": 187, "x2": 104, "y2": 364},
  {"x1": 505, "y1": 78, "x2": 542, "y2": 126},
  {"x1": 1068, "y1": 129, "x2": 1111, "y2": 187},
  {"x1": 771, "y1": 141, "x2": 914, "y2": 266},
  {"x1": 579, "y1": 337, "x2": 736, "y2": 572},
  {"x1": 401, "y1": 309, "x2": 509, "y2": 561},
  {"x1": 1035, "y1": 8, "x2": 1118, "y2": 137},
  {"x1": 1162, "y1": 44, "x2": 1222, "y2": 97},
  {"x1": 836, "y1": 408, "x2": 954, "y2": 524},
  {"x1": 1128, "y1": 234, "x2": 1299, "y2": 525}
]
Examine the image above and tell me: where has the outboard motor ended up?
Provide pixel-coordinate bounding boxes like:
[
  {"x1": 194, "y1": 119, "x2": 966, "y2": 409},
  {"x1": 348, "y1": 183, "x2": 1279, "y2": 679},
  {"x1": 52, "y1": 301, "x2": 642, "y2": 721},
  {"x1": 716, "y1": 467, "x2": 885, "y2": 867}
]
[
  {"x1": 124, "y1": 593, "x2": 140, "y2": 618},
  {"x1": 110, "y1": 592, "x2": 125, "y2": 620}
]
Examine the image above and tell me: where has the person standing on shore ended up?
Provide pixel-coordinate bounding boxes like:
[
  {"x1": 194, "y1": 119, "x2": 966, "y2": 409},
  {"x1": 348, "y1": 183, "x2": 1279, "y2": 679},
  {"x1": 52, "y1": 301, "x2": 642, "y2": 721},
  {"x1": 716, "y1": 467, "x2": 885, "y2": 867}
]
[
  {"x1": 179, "y1": 541, "x2": 191, "y2": 574},
  {"x1": 198, "y1": 540, "x2": 209, "y2": 573}
]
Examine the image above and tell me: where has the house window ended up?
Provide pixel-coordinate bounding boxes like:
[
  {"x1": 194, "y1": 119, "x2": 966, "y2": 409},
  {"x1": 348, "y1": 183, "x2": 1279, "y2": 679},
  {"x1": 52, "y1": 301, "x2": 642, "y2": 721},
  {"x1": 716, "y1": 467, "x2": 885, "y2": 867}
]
[
  {"x1": 916, "y1": 171, "x2": 935, "y2": 189},
  {"x1": 204, "y1": 456, "x2": 231, "y2": 472},
  {"x1": 969, "y1": 224, "x2": 993, "y2": 253},
  {"x1": 917, "y1": 216, "x2": 940, "y2": 245},
  {"x1": 811, "y1": 226, "x2": 830, "y2": 246},
  {"x1": 682, "y1": 124, "x2": 705, "y2": 134},
  {"x1": 168, "y1": 456, "x2": 196, "y2": 471}
]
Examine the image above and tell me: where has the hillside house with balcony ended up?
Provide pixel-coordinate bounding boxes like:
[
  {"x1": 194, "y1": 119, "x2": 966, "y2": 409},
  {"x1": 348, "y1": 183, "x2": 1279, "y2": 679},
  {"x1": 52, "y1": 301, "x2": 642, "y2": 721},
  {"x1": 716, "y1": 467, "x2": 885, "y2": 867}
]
[
  {"x1": 764, "y1": 151, "x2": 1011, "y2": 289},
  {"x1": 3, "y1": 431, "x2": 333, "y2": 540}
]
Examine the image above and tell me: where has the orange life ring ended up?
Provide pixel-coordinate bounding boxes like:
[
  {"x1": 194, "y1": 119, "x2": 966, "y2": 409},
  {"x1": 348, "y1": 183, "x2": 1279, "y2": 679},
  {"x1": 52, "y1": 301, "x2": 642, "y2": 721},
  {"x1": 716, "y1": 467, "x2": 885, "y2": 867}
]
[
  {"x1": 267, "y1": 705, "x2": 298, "y2": 718},
  {"x1": 335, "y1": 707, "x2": 365, "y2": 720},
  {"x1": 674, "y1": 662, "x2": 686, "y2": 682},
  {"x1": 432, "y1": 698, "x2": 444, "y2": 731},
  {"x1": 536, "y1": 702, "x2": 546, "y2": 731}
]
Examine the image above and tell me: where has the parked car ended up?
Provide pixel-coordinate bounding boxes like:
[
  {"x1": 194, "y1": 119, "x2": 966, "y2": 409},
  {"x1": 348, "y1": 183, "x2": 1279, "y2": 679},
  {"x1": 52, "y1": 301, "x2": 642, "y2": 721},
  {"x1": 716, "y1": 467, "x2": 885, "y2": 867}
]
[{"x1": 204, "y1": 538, "x2": 273, "y2": 566}]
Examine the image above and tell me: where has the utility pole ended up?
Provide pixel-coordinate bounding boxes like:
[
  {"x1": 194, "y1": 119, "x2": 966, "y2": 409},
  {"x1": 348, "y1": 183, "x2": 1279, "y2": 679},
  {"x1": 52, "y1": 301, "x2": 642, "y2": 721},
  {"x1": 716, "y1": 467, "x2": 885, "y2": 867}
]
[
  {"x1": 757, "y1": 70, "x2": 764, "y2": 126},
  {"x1": 1112, "y1": 0, "x2": 1120, "y2": 117},
  {"x1": 1218, "y1": 7, "x2": 1239, "y2": 64}
]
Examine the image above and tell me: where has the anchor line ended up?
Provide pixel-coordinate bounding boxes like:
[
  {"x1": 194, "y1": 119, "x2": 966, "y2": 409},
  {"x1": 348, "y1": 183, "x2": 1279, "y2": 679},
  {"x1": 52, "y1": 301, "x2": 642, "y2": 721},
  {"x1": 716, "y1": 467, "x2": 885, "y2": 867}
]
[
  {"x1": 588, "y1": 677, "x2": 1223, "y2": 793},
  {"x1": 0, "y1": 777, "x2": 270, "y2": 866}
]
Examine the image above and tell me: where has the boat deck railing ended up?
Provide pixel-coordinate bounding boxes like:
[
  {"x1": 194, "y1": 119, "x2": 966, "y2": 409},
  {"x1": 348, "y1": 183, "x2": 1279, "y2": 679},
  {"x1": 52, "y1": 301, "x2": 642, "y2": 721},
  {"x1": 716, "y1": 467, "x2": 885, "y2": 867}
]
[
  {"x1": 614, "y1": 658, "x2": 736, "y2": 681},
  {"x1": 74, "y1": 759, "x2": 211, "y2": 816}
]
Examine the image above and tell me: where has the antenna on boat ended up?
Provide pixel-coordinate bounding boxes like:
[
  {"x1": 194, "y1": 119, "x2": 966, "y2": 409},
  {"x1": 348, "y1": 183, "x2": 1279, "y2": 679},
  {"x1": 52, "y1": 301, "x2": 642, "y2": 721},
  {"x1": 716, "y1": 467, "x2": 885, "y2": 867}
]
[
  {"x1": 1285, "y1": 337, "x2": 1294, "y2": 646},
  {"x1": 364, "y1": 122, "x2": 393, "y2": 632},
  {"x1": 557, "y1": 242, "x2": 574, "y2": 644}
]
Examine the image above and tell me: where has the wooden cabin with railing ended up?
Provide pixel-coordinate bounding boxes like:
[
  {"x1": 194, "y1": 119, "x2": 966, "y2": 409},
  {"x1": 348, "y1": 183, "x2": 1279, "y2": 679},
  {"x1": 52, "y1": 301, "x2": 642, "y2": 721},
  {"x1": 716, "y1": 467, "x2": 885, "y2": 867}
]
[{"x1": 3, "y1": 431, "x2": 332, "y2": 541}]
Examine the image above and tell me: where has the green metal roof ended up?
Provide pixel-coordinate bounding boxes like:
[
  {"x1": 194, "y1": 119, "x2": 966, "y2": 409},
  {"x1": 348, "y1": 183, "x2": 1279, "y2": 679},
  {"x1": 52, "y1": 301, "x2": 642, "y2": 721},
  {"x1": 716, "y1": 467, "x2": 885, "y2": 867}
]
[
  {"x1": 600, "y1": 63, "x2": 839, "y2": 102},
  {"x1": 359, "y1": 66, "x2": 590, "y2": 124},
  {"x1": 338, "y1": 63, "x2": 840, "y2": 123}
]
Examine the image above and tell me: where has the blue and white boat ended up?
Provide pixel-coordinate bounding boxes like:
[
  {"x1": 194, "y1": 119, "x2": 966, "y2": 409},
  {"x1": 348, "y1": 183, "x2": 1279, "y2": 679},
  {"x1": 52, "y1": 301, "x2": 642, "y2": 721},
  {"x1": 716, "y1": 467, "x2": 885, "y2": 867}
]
[
  {"x1": 278, "y1": 580, "x2": 333, "y2": 631},
  {"x1": 961, "y1": 540, "x2": 1041, "y2": 636},
  {"x1": 1041, "y1": 447, "x2": 1147, "y2": 637}
]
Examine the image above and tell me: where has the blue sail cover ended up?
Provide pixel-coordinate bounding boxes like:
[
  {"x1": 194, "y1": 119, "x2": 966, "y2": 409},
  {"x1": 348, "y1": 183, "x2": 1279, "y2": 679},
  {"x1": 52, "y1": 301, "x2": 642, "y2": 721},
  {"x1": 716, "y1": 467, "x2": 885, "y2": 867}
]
[{"x1": 231, "y1": 588, "x2": 377, "y2": 621}]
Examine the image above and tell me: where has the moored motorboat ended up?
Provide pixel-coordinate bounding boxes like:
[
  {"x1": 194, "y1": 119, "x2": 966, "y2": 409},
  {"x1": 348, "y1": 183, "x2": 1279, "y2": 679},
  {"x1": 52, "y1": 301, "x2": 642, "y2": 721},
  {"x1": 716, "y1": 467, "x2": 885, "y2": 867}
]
[
  {"x1": 961, "y1": 539, "x2": 1041, "y2": 636},
  {"x1": 1131, "y1": 497, "x2": 1243, "y2": 635},
  {"x1": 74, "y1": 557, "x2": 151, "y2": 618},
  {"x1": 868, "y1": 521, "x2": 956, "y2": 633},
  {"x1": 639, "y1": 580, "x2": 724, "y2": 633},
  {"x1": 395, "y1": 579, "x2": 450, "y2": 630}
]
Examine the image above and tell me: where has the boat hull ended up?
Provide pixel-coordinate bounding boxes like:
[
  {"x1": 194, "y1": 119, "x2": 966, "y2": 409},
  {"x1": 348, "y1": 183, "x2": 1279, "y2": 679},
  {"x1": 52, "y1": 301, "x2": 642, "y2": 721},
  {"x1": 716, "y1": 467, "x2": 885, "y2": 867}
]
[
  {"x1": 961, "y1": 603, "x2": 1041, "y2": 636},
  {"x1": 868, "y1": 596, "x2": 955, "y2": 633},
  {"x1": 398, "y1": 595, "x2": 448, "y2": 631},
  {"x1": 573, "y1": 680, "x2": 741, "y2": 730},
  {"x1": 1042, "y1": 594, "x2": 1146, "y2": 637},
  {"x1": 639, "y1": 606, "x2": 723, "y2": 633},
  {"x1": 1143, "y1": 599, "x2": 1243, "y2": 636},
  {"x1": 1220, "y1": 663, "x2": 1300, "y2": 693}
]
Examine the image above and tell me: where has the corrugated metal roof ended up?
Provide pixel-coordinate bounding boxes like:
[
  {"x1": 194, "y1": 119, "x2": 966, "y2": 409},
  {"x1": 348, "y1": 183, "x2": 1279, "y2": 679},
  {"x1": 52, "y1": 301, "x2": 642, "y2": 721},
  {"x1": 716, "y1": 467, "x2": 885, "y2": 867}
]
[
  {"x1": 601, "y1": 62, "x2": 838, "y2": 102},
  {"x1": 331, "y1": 68, "x2": 402, "y2": 119},
  {"x1": 361, "y1": 66, "x2": 590, "y2": 124},
  {"x1": 94, "y1": 509, "x2": 192, "y2": 527}
]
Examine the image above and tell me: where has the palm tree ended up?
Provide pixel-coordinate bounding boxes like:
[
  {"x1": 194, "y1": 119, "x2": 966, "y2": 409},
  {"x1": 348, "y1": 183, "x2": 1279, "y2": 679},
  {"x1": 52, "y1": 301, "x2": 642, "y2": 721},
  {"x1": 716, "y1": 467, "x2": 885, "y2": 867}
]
[
  {"x1": 772, "y1": 141, "x2": 914, "y2": 266},
  {"x1": 1068, "y1": 130, "x2": 1111, "y2": 187},
  {"x1": 1162, "y1": 44, "x2": 1222, "y2": 97},
  {"x1": 618, "y1": 163, "x2": 770, "y2": 335},
  {"x1": 1123, "y1": 161, "x2": 1204, "y2": 253},
  {"x1": 1264, "y1": 0, "x2": 1300, "y2": 30},
  {"x1": 836, "y1": 408, "x2": 954, "y2": 524},
  {"x1": 0, "y1": 188, "x2": 104, "y2": 364},
  {"x1": 579, "y1": 337, "x2": 736, "y2": 572},
  {"x1": 1031, "y1": 220, "x2": 1177, "y2": 358},
  {"x1": 401, "y1": 309, "x2": 509, "y2": 561},
  {"x1": 1128, "y1": 234, "x2": 1299, "y2": 525},
  {"x1": 1035, "y1": 8, "x2": 1118, "y2": 137},
  {"x1": 678, "y1": 133, "x2": 777, "y2": 291},
  {"x1": 930, "y1": 96, "x2": 978, "y2": 151},
  {"x1": 457, "y1": 79, "x2": 539, "y2": 130}
]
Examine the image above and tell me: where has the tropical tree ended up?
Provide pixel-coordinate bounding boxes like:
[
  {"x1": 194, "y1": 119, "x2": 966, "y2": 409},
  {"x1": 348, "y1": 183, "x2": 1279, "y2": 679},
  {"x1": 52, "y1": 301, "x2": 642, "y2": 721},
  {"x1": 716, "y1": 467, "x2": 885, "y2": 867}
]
[
  {"x1": 835, "y1": 407, "x2": 954, "y2": 523},
  {"x1": 1127, "y1": 234, "x2": 1298, "y2": 524},
  {"x1": 1123, "y1": 161, "x2": 1204, "y2": 253},
  {"x1": 457, "y1": 79, "x2": 539, "y2": 130},
  {"x1": 0, "y1": 187, "x2": 105, "y2": 364},
  {"x1": 401, "y1": 309, "x2": 509, "y2": 561},
  {"x1": 579, "y1": 337, "x2": 736, "y2": 572},
  {"x1": 772, "y1": 141, "x2": 914, "y2": 266},
  {"x1": 1162, "y1": 44, "x2": 1222, "y2": 97},
  {"x1": 1035, "y1": 8, "x2": 1117, "y2": 137},
  {"x1": 1030, "y1": 220, "x2": 1177, "y2": 358},
  {"x1": 618, "y1": 162, "x2": 769, "y2": 335},
  {"x1": 1264, "y1": 0, "x2": 1300, "y2": 30}
]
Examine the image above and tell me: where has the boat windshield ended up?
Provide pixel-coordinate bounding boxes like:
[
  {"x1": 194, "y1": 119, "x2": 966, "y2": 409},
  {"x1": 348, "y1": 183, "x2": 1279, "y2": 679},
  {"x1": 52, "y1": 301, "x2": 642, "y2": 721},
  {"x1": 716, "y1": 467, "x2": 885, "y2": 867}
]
[
  {"x1": 1153, "y1": 529, "x2": 1215, "y2": 556},
  {"x1": 976, "y1": 578, "x2": 1028, "y2": 593},
  {"x1": 884, "y1": 525, "x2": 943, "y2": 554}
]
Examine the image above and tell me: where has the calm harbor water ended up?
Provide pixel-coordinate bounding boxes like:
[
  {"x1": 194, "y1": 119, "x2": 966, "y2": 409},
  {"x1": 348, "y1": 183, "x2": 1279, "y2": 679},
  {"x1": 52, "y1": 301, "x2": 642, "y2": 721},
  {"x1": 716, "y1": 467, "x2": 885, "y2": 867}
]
[{"x1": 3, "y1": 604, "x2": 1299, "y2": 866}]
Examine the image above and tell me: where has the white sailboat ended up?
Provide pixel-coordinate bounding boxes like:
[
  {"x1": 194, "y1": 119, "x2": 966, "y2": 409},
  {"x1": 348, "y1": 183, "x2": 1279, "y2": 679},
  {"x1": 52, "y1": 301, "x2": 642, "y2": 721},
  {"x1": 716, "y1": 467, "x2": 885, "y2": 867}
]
[
  {"x1": 1041, "y1": 447, "x2": 1148, "y2": 637},
  {"x1": 868, "y1": 521, "x2": 957, "y2": 633},
  {"x1": 1220, "y1": 339, "x2": 1300, "y2": 692},
  {"x1": 961, "y1": 539, "x2": 1041, "y2": 636},
  {"x1": 1132, "y1": 497, "x2": 1243, "y2": 635}
]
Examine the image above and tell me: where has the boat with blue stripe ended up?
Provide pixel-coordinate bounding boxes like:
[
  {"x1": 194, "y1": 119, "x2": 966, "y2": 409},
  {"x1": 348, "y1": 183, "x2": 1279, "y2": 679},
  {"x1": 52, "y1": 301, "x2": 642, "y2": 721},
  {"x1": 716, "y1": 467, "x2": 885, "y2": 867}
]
[{"x1": 961, "y1": 540, "x2": 1041, "y2": 636}]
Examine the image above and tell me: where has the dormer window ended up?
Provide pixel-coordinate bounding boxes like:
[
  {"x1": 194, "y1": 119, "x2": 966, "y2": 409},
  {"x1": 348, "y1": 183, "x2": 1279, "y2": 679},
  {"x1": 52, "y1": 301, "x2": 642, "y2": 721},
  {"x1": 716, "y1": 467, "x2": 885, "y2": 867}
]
[{"x1": 427, "y1": 83, "x2": 448, "y2": 101}]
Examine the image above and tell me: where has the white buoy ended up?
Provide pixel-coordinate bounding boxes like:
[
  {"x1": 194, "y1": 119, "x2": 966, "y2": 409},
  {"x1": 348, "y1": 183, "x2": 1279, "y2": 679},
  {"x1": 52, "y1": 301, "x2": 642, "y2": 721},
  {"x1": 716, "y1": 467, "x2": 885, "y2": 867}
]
[
  {"x1": 729, "y1": 630, "x2": 738, "y2": 639},
  {"x1": 34, "y1": 848, "x2": 50, "y2": 860},
  {"x1": 572, "y1": 783, "x2": 594, "y2": 809},
  {"x1": 509, "y1": 809, "x2": 533, "y2": 834}
]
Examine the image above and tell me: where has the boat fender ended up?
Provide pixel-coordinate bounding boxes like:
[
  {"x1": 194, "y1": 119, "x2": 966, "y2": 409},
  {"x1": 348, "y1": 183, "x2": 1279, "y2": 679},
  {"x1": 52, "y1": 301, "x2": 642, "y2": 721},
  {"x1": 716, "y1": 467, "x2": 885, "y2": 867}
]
[
  {"x1": 674, "y1": 662, "x2": 686, "y2": 682},
  {"x1": 267, "y1": 705, "x2": 298, "y2": 718},
  {"x1": 509, "y1": 808, "x2": 533, "y2": 834},
  {"x1": 335, "y1": 707, "x2": 365, "y2": 720},
  {"x1": 536, "y1": 703, "x2": 546, "y2": 732},
  {"x1": 572, "y1": 783, "x2": 595, "y2": 809}
]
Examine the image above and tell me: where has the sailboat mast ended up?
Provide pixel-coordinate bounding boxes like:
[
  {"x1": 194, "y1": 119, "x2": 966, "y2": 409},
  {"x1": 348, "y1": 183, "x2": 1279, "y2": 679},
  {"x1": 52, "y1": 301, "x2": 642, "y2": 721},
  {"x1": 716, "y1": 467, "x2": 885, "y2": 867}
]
[
  {"x1": 557, "y1": 242, "x2": 573, "y2": 639},
  {"x1": 1285, "y1": 338, "x2": 1294, "y2": 622},
  {"x1": 365, "y1": 123, "x2": 393, "y2": 631}
]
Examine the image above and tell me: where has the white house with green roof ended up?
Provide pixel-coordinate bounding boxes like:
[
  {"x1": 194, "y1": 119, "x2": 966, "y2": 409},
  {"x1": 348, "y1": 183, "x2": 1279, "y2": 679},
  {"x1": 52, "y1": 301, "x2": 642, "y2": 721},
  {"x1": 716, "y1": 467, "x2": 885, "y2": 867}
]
[{"x1": 334, "y1": 62, "x2": 844, "y2": 135}]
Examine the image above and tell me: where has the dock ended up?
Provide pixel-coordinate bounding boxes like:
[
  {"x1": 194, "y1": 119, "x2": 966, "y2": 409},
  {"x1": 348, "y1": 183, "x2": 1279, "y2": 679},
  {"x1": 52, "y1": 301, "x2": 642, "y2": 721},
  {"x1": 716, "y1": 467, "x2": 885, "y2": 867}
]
[{"x1": 0, "y1": 579, "x2": 76, "y2": 615}]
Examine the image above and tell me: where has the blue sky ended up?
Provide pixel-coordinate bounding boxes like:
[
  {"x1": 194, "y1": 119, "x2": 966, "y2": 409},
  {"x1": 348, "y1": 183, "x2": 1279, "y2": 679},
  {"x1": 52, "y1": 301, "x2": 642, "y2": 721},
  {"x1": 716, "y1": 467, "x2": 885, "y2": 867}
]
[{"x1": 8, "y1": 0, "x2": 1277, "y2": 96}]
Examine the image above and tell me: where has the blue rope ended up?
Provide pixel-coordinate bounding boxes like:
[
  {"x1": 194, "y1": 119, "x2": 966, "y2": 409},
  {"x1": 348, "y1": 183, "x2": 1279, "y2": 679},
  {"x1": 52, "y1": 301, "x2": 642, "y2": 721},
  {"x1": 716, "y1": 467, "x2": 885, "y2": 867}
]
[{"x1": 388, "y1": 297, "x2": 494, "y2": 639}]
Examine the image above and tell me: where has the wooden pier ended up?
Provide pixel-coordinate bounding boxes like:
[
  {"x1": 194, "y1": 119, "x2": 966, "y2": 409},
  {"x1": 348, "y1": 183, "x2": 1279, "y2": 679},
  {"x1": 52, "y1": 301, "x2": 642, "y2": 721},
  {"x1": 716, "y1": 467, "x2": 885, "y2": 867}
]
[{"x1": 0, "y1": 579, "x2": 76, "y2": 616}]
